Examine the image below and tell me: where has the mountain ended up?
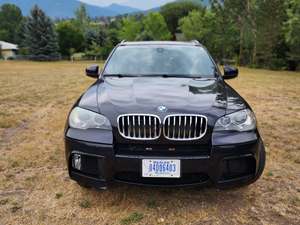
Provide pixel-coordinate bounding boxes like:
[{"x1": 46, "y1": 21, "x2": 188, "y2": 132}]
[
  {"x1": 79, "y1": 0, "x2": 176, "y2": 10},
  {"x1": 177, "y1": 0, "x2": 210, "y2": 6},
  {"x1": 106, "y1": 3, "x2": 139, "y2": 15},
  {"x1": 0, "y1": 0, "x2": 140, "y2": 18},
  {"x1": 123, "y1": 0, "x2": 175, "y2": 10},
  {"x1": 138, "y1": 0, "x2": 210, "y2": 15}
]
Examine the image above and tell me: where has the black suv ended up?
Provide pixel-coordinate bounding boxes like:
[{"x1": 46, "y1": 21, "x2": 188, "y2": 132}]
[{"x1": 64, "y1": 41, "x2": 265, "y2": 189}]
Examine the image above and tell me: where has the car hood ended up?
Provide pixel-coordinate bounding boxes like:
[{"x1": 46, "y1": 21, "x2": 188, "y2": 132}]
[{"x1": 97, "y1": 77, "x2": 228, "y2": 120}]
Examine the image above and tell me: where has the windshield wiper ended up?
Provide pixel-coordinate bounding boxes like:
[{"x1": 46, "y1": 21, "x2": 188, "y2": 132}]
[
  {"x1": 104, "y1": 74, "x2": 140, "y2": 78},
  {"x1": 104, "y1": 74, "x2": 210, "y2": 78},
  {"x1": 156, "y1": 74, "x2": 204, "y2": 78}
]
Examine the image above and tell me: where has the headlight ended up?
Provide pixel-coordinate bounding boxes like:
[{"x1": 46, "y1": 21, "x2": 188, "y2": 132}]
[
  {"x1": 69, "y1": 107, "x2": 111, "y2": 130},
  {"x1": 213, "y1": 109, "x2": 256, "y2": 132}
]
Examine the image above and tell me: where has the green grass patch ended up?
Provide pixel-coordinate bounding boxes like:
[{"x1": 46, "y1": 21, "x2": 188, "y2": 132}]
[
  {"x1": 266, "y1": 171, "x2": 273, "y2": 177},
  {"x1": 79, "y1": 199, "x2": 91, "y2": 208},
  {"x1": 55, "y1": 192, "x2": 63, "y2": 199},
  {"x1": 120, "y1": 212, "x2": 144, "y2": 225}
]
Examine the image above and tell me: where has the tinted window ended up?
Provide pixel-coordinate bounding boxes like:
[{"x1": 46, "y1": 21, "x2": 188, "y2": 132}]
[{"x1": 104, "y1": 45, "x2": 216, "y2": 77}]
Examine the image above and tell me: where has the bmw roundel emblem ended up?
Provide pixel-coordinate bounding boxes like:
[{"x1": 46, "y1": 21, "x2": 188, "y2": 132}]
[{"x1": 157, "y1": 105, "x2": 168, "y2": 113}]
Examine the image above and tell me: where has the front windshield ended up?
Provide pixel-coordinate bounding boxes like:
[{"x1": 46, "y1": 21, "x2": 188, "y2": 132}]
[{"x1": 104, "y1": 45, "x2": 216, "y2": 77}]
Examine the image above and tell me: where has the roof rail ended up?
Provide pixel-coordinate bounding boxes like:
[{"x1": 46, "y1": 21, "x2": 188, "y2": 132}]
[
  {"x1": 191, "y1": 40, "x2": 201, "y2": 45},
  {"x1": 121, "y1": 40, "x2": 126, "y2": 43}
]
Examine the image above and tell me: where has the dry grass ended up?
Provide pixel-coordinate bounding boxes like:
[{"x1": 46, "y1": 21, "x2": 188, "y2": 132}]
[{"x1": 0, "y1": 61, "x2": 299, "y2": 225}]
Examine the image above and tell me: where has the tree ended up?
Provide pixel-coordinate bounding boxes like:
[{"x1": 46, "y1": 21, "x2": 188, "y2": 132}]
[
  {"x1": 100, "y1": 28, "x2": 119, "y2": 59},
  {"x1": 85, "y1": 28, "x2": 99, "y2": 48},
  {"x1": 255, "y1": 0, "x2": 287, "y2": 69},
  {"x1": 221, "y1": 0, "x2": 255, "y2": 65},
  {"x1": 24, "y1": 5, "x2": 60, "y2": 61},
  {"x1": 160, "y1": 1, "x2": 203, "y2": 39},
  {"x1": 180, "y1": 10, "x2": 219, "y2": 55},
  {"x1": 222, "y1": 0, "x2": 288, "y2": 68},
  {"x1": 118, "y1": 16, "x2": 142, "y2": 41},
  {"x1": 0, "y1": 29, "x2": 8, "y2": 42},
  {"x1": 15, "y1": 18, "x2": 29, "y2": 55},
  {"x1": 284, "y1": 0, "x2": 300, "y2": 70},
  {"x1": 107, "y1": 19, "x2": 122, "y2": 45},
  {"x1": 85, "y1": 26, "x2": 110, "y2": 60},
  {"x1": 75, "y1": 3, "x2": 89, "y2": 33},
  {"x1": 56, "y1": 20, "x2": 85, "y2": 57},
  {"x1": 85, "y1": 41, "x2": 102, "y2": 61},
  {"x1": 209, "y1": 1, "x2": 239, "y2": 61},
  {"x1": 0, "y1": 4, "x2": 23, "y2": 43},
  {"x1": 85, "y1": 27, "x2": 107, "y2": 49},
  {"x1": 141, "y1": 13, "x2": 171, "y2": 41}
]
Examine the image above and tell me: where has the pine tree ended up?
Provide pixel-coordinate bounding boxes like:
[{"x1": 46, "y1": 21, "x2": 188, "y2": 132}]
[
  {"x1": 15, "y1": 18, "x2": 27, "y2": 48},
  {"x1": 25, "y1": 5, "x2": 60, "y2": 61},
  {"x1": 75, "y1": 3, "x2": 89, "y2": 33}
]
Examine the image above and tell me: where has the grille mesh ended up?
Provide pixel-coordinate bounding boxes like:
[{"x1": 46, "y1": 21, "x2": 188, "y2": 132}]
[
  {"x1": 163, "y1": 115, "x2": 207, "y2": 140},
  {"x1": 118, "y1": 114, "x2": 161, "y2": 140}
]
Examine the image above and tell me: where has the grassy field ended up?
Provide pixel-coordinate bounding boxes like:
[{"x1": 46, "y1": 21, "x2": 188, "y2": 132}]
[{"x1": 0, "y1": 61, "x2": 299, "y2": 225}]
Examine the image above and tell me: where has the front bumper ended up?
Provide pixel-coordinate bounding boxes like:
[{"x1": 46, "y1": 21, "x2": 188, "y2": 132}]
[{"x1": 65, "y1": 136, "x2": 265, "y2": 189}]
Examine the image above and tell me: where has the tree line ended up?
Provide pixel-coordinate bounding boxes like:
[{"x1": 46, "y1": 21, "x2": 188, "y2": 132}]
[{"x1": 0, "y1": 0, "x2": 299, "y2": 70}]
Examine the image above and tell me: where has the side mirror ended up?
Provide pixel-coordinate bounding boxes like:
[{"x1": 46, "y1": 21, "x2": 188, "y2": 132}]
[
  {"x1": 223, "y1": 65, "x2": 238, "y2": 80},
  {"x1": 86, "y1": 65, "x2": 99, "y2": 78}
]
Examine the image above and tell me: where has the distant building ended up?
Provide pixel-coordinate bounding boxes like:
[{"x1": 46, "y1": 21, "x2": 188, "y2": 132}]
[{"x1": 0, "y1": 41, "x2": 18, "y2": 60}]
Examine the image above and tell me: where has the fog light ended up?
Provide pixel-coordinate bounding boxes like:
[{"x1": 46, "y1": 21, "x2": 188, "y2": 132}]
[
  {"x1": 72, "y1": 154, "x2": 81, "y2": 170},
  {"x1": 221, "y1": 156, "x2": 256, "y2": 180}
]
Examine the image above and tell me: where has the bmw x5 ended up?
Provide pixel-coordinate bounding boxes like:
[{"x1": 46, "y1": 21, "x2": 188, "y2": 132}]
[{"x1": 64, "y1": 41, "x2": 266, "y2": 189}]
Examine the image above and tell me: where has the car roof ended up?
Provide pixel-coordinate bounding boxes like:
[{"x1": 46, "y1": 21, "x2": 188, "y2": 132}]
[{"x1": 119, "y1": 40, "x2": 203, "y2": 47}]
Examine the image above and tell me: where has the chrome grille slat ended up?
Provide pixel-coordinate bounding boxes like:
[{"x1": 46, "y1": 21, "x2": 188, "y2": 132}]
[
  {"x1": 127, "y1": 117, "x2": 131, "y2": 137},
  {"x1": 122, "y1": 117, "x2": 125, "y2": 134},
  {"x1": 138, "y1": 116, "x2": 141, "y2": 138},
  {"x1": 183, "y1": 117, "x2": 187, "y2": 138},
  {"x1": 167, "y1": 117, "x2": 170, "y2": 137},
  {"x1": 163, "y1": 114, "x2": 207, "y2": 141},
  {"x1": 178, "y1": 117, "x2": 180, "y2": 138},
  {"x1": 118, "y1": 114, "x2": 161, "y2": 140},
  {"x1": 154, "y1": 118, "x2": 157, "y2": 137},
  {"x1": 118, "y1": 114, "x2": 207, "y2": 141},
  {"x1": 143, "y1": 116, "x2": 146, "y2": 138},
  {"x1": 149, "y1": 117, "x2": 152, "y2": 138},
  {"x1": 132, "y1": 116, "x2": 136, "y2": 137},
  {"x1": 200, "y1": 117, "x2": 203, "y2": 137},
  {"x1": 189, "y1": 116, "x2": 192, "y2": 138},
  {"x1": 173, "y1": 117, "x2": 176, "y2": 138},
  {"x1": 194, "y1": 117, "x2": 198, "y2": 138}
]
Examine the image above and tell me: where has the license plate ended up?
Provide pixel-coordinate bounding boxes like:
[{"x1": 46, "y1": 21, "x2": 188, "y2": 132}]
[{"x1": 142, "y1": 159, "x2": 180, "y2": 178}]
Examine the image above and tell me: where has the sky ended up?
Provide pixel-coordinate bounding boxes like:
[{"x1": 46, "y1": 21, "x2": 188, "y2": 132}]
[{"x1": 79, "y1": 0, "x2": 176, "y2": 10}]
